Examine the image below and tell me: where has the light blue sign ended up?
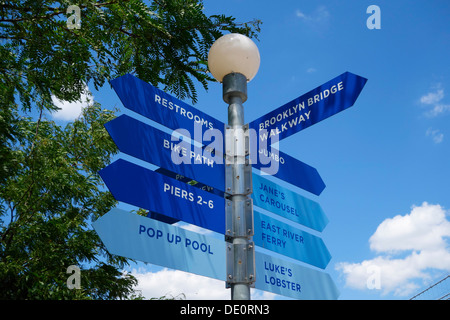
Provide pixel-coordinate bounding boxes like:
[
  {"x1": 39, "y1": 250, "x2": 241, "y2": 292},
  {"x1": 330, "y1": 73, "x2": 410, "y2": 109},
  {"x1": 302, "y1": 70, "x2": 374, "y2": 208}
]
[
  {"x1": 93, "y1": 209, "x2": 226, "y2": 281},
  {"x1": 105, "y1": 114, "x2": 225, "y2": 192},
  {"x1": 255, "y1": 251, "x2": 339, "y2": 300},
  {"x1": 252, "y1": 174, "x2": 328, "y2": 232},
  {"x1": 99, "y1": 159, "x2": 225, "y2": 234},
  {"x1": 254, "y1": 210, "x2": 331, "y2": 269}
]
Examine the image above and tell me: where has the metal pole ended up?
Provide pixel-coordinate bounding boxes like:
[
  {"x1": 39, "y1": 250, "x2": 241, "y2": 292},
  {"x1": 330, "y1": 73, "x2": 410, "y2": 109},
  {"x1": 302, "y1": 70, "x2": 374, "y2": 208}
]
[{"x1": 223, "y1": 73, "x2": 254, "y2": 300}]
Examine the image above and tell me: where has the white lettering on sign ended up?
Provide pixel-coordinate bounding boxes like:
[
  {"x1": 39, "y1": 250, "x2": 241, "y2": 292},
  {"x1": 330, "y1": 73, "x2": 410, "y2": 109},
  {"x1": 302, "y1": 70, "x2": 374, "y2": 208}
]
[
  {"x1": 257, "y1": 148, "x2": 285, "y2": 165},
  {"x1": 257, "y1": 81, "x2": 344, "y2": 141},
  {"x1": 163, "y1": 182, "x2": 194, "y2": 202},
  {"x1": 154, "y1": 94, "x2": 214, "y2": 130},
  {"x1": 163, "y1": 138, "x2": 215, "y2": 168},
  {"x1": 163, "y1": 183, "x2": 214, "y2": 209}
]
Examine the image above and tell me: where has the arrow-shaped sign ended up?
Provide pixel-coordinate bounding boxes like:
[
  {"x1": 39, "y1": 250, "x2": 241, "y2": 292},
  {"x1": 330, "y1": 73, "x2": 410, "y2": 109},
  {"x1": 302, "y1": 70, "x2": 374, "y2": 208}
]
[
  {"x1": 255, "y1": 251, "x2": 339, "y2": 300},
  {"x1": 249, "y1": 72, "x2": 367, "y2": 142},
  {"x1": 254, "y1": 210, "x2": 331, "y2": 269},
  {"x1": 252, "y1": 173, "x2": 328, "y2": 232},
  {"x1": 105, "y1": 114, "x2": 225, "y2": 192},
  {"x1": 99, "y1": 159, "x2": 225, "y2": 234},
  {"x1": 252, "y1": 146, "x2": 325, "y2": 196},
  {"x1": 93, "y1": 209, "x2": 226, "y2": 281},
  {"x1": 110, "y1": 74, "x2": 225, "y2": 137}
]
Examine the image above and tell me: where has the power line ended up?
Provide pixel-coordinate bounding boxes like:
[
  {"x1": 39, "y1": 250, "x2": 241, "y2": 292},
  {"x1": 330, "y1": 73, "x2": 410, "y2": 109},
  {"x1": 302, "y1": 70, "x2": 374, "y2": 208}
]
[{"x1": 410, "y1": 275, "x2": 450, "y2": 300}]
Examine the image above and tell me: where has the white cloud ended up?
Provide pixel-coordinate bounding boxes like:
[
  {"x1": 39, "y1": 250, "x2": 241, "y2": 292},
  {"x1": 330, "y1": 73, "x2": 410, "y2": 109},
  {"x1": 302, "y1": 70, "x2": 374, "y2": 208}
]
[
  {"x1": 420, "y1": 89, "x2": 444, "y2": 105},
  {"x1": 420, "y1": 85, "x2": 450, "y2": 117},
  {"x1": 426, "y1": 104, "x2": 450, "y2": 118},
  {"x1": 51, "y1": 84, "x2": 93, "y2": 121},
  {"x1": 426, "y1": 128, "x2": 444, "y2": 144},
  {"x1": 370, "y1": 202, "x2": 450, "y2": 252},
  {"x1": 130, "y1": 268, "x2": 277, "y2": 300},
  {"x1": 306, "y1": 67, "x2": 317, "y2": 74},
  {"x1": 295, "y1": 10, "x2": 307, "y2": 19},
  {"x1": 132, "y1": 268, "x2": 228, "y2": 300},
  {"x1": 336, "y1": 202, "x2": 450, "y2": 297}
]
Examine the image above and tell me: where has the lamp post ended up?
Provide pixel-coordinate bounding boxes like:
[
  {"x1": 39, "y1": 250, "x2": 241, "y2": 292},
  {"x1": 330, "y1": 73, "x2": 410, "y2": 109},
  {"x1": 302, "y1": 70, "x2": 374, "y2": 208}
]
[{"x1": 208, "y1": 33, "x2": 260, "y2": 300}]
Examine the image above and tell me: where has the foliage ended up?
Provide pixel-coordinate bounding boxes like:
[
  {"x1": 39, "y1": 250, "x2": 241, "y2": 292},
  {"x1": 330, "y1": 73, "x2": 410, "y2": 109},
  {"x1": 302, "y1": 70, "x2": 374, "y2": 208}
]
[
  {"x1": 0, "y1": 0, "x2": 261, "y2": 108},
  {"x1": 0, "y1": 103, "x2": 138, "y2": 299},
  {"x1": 0, "y1": 0, "x2": 260, "y2": 299}
]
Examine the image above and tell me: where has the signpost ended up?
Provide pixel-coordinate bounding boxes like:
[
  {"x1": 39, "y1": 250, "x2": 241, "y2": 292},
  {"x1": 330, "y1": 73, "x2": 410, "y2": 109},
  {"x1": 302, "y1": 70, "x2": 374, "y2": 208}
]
[
  {"x1": 99, "y1": 159, "x2": 225, "y2": 234},
  {"x1": 94, "y1": 52, "x2": 367, "y2": 299}
]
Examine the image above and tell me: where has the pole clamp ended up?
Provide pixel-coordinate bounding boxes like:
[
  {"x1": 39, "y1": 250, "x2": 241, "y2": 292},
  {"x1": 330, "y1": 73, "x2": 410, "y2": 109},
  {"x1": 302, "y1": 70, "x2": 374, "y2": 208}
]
[{"x1": 225, "y1": 124, "x2": 252, "y2": 196}]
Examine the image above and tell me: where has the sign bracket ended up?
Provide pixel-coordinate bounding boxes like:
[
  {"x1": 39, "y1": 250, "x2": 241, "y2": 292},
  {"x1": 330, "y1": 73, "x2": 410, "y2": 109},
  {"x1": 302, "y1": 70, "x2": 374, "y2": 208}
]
[
  {"x1": 225, "y1": 198, "x2": 254, "y2": 240},
  {"x1": 226, "y1": 242, "x2": 256, "y2": 288}
]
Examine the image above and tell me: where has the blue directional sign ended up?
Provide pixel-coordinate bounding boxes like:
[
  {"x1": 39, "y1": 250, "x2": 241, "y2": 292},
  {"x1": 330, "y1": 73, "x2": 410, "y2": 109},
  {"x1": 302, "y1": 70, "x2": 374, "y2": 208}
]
[
  {"x1": 99, "y1": 159, "x2": 225, "y2": 234},
  {"x1": 252, "y1": 174, "x2": 328, "y2": 232},
  {"x1": 105, "y1": 114, "x2": 225, "y2": 191},
  {"x1": 110, "y1": 74, "x2": 225, "y2": 137},
  {"x1": 93, "y1": 209, "x2": 226, "y2": 281},
  {"x1": 249, "y1": 72, "x2": 367, "y2": 142},
  {"x1": 254, "y1": 210, "x2": 331, "y2": 269},
  {"x1": 255, "y1": 251, "x2": 339, "y2": 300},
  {"x1": 252, "y1": 146, "x2": 326, "y2": 196}
]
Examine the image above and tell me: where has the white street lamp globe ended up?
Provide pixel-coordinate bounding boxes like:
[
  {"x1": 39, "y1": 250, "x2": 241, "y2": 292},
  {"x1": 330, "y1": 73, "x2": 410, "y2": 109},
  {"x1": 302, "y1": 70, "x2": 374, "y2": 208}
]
[{"x1": 208, "y1": 33, "x2": 260, "y2": 83}]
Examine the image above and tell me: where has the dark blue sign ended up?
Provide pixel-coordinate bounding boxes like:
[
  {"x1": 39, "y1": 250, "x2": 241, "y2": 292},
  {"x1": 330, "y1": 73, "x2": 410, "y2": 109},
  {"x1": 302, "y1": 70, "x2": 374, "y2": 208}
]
[
  {"x1": 254, "y1": 210, "x2": 331, "y2": 269},
  {"x1": 105, "y1": 114, "x2": 225, "y2": 192},
  {"x1": 249, "y1": 72, "x2": 368, "y2": 142},
  {"x1": 252, "y1": 146, "x2": 326, "y2": 196},
  {"x1": 94, "y1": 209, "x2": 226, "y2": 281},
  {"x1": 99, "y1": 159, "x2": 225, "y2": 234},
  {"x1": 110, "y1": 74, "x2": 225, "y2": 138}
]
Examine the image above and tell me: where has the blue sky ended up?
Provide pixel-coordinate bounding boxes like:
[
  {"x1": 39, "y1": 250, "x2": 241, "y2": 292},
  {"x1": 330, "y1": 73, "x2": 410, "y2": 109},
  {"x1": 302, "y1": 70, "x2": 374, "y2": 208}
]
[{"x1": 51, "y1": 0, "x2": 450, "y2": 300}]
